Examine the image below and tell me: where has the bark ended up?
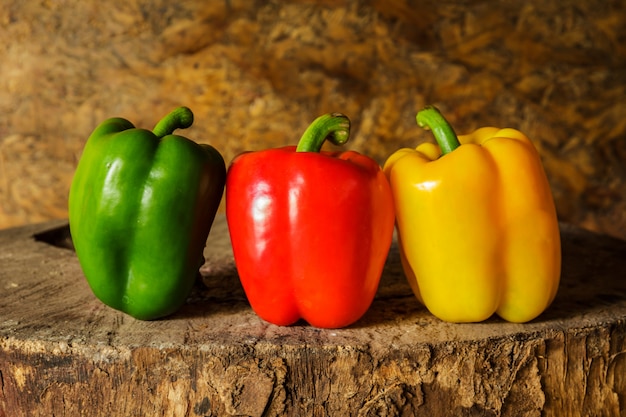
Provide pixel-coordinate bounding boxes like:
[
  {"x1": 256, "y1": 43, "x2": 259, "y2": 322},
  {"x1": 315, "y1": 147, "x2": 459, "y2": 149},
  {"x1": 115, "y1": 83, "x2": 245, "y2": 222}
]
[{"x1": 0, "y1": 215, "x2": 625, "y2": 416}]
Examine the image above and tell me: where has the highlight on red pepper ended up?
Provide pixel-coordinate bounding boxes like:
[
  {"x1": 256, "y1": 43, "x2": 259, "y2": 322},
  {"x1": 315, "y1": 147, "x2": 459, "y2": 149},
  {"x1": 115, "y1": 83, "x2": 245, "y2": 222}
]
[
  {"x1": 383, "y1": 106, "x2": 561, "y2": 323},
  {"x1": 225, "y1": 113, "x2": 396, "y2": 328},
  {"x1": 69, "y1": 107, "x2": 226, "y2": 320}
]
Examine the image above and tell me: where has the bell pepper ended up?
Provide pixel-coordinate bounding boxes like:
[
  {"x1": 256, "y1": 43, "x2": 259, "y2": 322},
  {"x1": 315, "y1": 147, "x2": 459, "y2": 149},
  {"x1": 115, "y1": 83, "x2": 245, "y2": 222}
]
[
  {"x1": 225, "y1": 113, "x2": 395, "y2": 328},
  {"x1": 383, "y1": 106, "x2": 561, "y2": 323},
  {"x1": 68, "y1": 107, "x2": 226, "y2": 320}
]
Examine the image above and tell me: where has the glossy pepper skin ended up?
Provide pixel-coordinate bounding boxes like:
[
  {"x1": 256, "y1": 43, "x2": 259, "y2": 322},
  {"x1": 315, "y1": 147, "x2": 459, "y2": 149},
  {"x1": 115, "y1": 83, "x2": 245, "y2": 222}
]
[
  {"x1": 383, "y1": 106, "x2": 561, "y2": 323},
  {"x1": 226, "y1": 114, "x2": 395, "y2": 328},
  {"x1": 69, "y1": 107, "x2": 226, "y2": 320}
]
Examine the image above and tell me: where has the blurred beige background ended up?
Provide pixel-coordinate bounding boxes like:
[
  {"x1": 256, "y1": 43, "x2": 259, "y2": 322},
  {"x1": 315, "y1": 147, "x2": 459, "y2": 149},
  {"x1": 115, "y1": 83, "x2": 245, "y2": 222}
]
[{"x1": 1, "y1": 0, "x2": 625, "y2": 239}]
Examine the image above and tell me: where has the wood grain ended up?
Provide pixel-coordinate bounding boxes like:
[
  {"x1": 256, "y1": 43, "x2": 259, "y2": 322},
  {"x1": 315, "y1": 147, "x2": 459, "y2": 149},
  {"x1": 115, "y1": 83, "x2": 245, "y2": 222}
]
[{"x1": 1, "y1": 215, "x2": 625, "y2": 416}]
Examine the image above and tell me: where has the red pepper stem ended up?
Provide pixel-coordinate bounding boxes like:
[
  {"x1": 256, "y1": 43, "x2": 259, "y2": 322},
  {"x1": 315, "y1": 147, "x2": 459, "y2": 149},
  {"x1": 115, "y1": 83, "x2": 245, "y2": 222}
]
[
  {"x1": 152, "y1": 107, "x2": 194, "y2": 138},
  {"x1": 296, "y1": 113, "x2": 351, "y2": 153},
  {"x1": 416, "y1": 106, "x2": 460, "y2": 155}
]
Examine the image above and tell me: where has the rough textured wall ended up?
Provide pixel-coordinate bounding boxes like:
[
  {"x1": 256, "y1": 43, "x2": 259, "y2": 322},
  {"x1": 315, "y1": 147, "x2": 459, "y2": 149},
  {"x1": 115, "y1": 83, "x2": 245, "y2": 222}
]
[{"x1": 1, "y1": 0, "x2": 625, "y2": 238}]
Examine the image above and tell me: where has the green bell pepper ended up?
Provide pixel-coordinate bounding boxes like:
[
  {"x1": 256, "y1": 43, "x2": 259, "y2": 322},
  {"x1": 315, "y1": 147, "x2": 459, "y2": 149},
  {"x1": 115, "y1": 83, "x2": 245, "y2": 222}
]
[{"x1": 69, "y1": 107, "x2": 226, "y2": 320}]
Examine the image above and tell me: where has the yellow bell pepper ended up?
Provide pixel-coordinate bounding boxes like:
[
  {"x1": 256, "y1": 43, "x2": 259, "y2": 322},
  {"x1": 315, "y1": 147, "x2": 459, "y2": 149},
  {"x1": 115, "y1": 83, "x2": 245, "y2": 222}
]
[{"x1": 383, "y1": 106, "x2": 561, "y2": 323}]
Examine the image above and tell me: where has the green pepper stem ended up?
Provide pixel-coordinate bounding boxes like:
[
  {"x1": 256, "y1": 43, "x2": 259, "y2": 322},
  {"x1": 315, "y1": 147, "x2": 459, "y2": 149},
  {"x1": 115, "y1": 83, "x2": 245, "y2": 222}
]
[
  {"x1": 296, "y1": 113, "x2": 351, "y2": 153},
  {"x1": 152, "y1": 107, "x2": 194, "y2": 138},
  {"x1": 416, "y1": 106, "x2": 460, "y2": 155}
]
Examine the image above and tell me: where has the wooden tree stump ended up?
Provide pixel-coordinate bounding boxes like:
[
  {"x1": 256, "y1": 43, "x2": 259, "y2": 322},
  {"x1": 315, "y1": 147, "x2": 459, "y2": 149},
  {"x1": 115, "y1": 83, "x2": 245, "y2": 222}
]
[{"x1": 1, "y1": 215, "x2": 625, "y2": 416}]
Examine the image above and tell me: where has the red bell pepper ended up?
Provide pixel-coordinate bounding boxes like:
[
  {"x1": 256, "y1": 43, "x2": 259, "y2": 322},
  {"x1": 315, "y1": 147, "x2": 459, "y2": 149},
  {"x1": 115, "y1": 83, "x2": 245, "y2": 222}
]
[{"x1": 226, "y1": 113, "x2": 395, "y2": 328}]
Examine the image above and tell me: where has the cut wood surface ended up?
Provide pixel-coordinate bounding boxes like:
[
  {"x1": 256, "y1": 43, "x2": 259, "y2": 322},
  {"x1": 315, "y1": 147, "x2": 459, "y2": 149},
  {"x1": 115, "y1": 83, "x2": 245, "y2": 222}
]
[{"x1": 1, "y1": 215, "x2": 626, "y2": 416}]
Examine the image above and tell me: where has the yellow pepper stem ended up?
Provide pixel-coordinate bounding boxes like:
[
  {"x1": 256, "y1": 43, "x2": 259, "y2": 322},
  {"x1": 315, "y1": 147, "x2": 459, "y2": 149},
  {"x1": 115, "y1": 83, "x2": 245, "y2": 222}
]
[{"x1": 416, "y1": 106, "x2": 460, "y2": 155}]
